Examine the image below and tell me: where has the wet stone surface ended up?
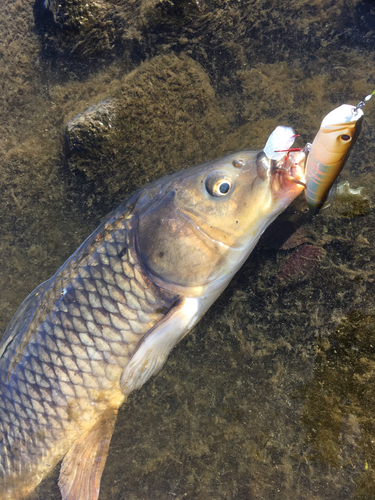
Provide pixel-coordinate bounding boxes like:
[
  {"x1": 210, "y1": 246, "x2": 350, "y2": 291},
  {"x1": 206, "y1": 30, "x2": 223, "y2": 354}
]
[
  {"x1": 1, "y1": 0, "x2": 375, "y2": 499},
  {"x1": 65, "y1": 98, "x2": 117, "y2": 153}
]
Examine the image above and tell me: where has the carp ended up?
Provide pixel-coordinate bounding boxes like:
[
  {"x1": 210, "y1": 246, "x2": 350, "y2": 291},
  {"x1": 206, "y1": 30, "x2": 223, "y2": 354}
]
[{"x1": 0, "y1": 143, "x2": 305, "y2": 499}]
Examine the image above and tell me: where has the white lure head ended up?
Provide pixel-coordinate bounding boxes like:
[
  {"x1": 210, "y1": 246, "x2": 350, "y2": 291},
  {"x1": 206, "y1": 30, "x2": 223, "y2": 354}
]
[{"x1": 321, "y1": 104, "x2": 364, "y2": 128}]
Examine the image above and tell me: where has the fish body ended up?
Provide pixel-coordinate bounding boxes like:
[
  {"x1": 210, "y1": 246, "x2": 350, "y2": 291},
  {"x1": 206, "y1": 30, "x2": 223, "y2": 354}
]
[
  {"x1": 0, "y1": 147, "x2": 306, "y2": 500},
  {"x1": 305, "y1": 104, "x2": 364, "y2": 214}
]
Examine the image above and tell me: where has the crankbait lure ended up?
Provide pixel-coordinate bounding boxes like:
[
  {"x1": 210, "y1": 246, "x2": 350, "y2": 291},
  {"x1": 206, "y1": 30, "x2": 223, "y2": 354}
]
[{"x1": 304, "y1": 92, "x2": 374, "y2": 215}]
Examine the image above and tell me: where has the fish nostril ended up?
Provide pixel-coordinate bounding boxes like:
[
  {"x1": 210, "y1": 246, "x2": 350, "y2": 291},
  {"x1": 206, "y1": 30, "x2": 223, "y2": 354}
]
[{"x1": 232, "y1": 159, "x2": 245, "y2": 168}]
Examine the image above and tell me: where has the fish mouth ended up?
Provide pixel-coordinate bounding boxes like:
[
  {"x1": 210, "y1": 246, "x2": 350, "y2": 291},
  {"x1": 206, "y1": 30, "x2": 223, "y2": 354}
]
[{"x1": 270, "y1": 151, "x2": 306, "y2": 197}]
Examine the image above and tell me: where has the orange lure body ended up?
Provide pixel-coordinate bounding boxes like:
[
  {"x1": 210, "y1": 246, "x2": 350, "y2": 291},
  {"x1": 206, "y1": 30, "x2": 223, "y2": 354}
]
[{"x1": 305, "y1": 104, "x2": 364, "y2": 214}]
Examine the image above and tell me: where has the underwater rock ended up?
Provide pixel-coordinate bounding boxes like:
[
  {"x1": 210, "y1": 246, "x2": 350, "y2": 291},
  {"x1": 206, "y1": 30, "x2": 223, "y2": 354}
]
[
  {"x1": 44, "y1": 0, "x2": 117, "y2": 56},
  {"x1": 44, "y1": 0, "x2": 109, "y2": 30},
  {"x1": 37, "y1": 0, "x2": 375, "y2": 87},
  {"x1": 65, "y1": 53, "x2": 229, "y2": 205},
  {"x1": 40, "y1": 0, "x2": 204, "y2": 58},
  {"x1": 65, "y1": 98, "x2": 117, "y2": 153},
  {"x1": 42, "y1": 0, "x2": 121, "y2": 56}
]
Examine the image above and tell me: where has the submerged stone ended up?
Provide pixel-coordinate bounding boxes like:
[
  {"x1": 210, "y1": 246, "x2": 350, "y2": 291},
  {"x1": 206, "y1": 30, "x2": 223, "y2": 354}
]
[
  {"x1": 64, "y1": 53, "x2": 229, "y2": 204},
  {"x1": 65, "y1": 99, "x2": 117, "y2": 153}
]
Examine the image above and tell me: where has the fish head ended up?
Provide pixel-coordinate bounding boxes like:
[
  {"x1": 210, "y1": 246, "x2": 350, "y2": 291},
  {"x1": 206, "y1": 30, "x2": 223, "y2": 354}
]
[
  {"x1": 137, "y1": 150, "x2": 305, "y2": 292},
  {"x1": 316, "y1": 104, "x2": 364, "y2": 167}
]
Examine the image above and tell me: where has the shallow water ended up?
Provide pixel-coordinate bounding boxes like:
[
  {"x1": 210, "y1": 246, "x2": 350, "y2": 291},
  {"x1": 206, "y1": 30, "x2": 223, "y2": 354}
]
[{"x1": 1, "y1": 0, "x2": 375, "y2": 498}]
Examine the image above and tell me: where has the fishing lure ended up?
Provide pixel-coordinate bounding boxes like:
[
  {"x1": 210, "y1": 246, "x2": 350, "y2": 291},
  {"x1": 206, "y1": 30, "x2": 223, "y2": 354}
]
[{"x1": 304, "y1": 92, "x2": 374, "y2": 215}]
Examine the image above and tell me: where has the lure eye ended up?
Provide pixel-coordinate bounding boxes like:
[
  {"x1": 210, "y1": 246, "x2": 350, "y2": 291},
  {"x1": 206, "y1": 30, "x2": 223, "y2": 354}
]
[
  {"x1": 205, "y1": 173, "x2": 233, "y2": 197},
  {"x1": 340, "y1": 134, "x2": 351, "y2": 142}
]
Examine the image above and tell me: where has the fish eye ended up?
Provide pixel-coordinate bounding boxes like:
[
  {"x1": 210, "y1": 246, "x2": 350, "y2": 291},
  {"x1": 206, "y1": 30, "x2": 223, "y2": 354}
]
[
  {"x1": 205, "y1": 173, "x2": 233, "y2": 197},
  {"x1": 340, "y1": 134, "x2": 351, "y2": 142}
]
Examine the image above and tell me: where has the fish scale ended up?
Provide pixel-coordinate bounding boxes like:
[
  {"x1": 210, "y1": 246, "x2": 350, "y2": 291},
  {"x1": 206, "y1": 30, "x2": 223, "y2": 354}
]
[{"x1": 0, "y1": 200, "x2": 178, "y2": 499}]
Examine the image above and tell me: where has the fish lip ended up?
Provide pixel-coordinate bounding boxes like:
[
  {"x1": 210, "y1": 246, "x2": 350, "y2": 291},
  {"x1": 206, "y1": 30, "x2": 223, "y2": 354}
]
[{"x1": 270, "y1": 151, "x2": 306, "y2": 197}]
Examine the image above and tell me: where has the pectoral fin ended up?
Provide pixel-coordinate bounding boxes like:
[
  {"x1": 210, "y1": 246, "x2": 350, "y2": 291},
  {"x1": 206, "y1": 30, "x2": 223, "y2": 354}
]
[
  {"x1": 58, "y1": 406, "x2": 118, "y2": 500},
  {"x1": 120, "y1": 296, "x2": 199, "y2": 395}
]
